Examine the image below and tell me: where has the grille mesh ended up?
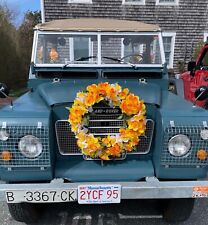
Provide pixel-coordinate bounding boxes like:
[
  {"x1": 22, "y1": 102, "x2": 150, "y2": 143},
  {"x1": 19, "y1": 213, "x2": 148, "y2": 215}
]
[
  {"x1": 55, "y1": 119, "x2": 154, "y2": 155},
  {"x1": 0, "y1": 125, "x2": 50, "y2": 168},
  {"x1": 161, "y1": 125, "x2": 208, "y2": 167}
]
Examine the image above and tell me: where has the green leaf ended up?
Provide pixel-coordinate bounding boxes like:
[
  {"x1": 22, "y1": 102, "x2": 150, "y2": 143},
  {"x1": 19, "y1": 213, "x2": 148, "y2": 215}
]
[{"x1": 117, "y1": 115, "x2": 123, "y2": 120}]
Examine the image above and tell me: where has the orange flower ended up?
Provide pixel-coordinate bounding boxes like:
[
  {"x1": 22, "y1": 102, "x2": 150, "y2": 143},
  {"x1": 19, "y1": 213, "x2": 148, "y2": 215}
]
[
  {"x1": 121, "y1": 94, "x2": 144, "y2": 115},
  {"x1": 102, "y1": 136, "x2": 112, "y2": 147},
  {"x1": 49, "y1": 48, "x2": 59, "y2": 62},
  {"x1": 98, "y1": 82, "x2": 111, "y2": 96},
  {"x1": 102, "y1": 136, "x2": 116, "y2": 147},
  {"x1": 108, "y1": 144, "x2": 121, "y2": 157},
  {"x1": 69, "y1": 113, "x2": 82, "y2": 124},
  {"x1": 119, "y1": 128, "x2": 140, "y2": 142},
  {"x1": 84, "y1": 93, "x2": 97, "y2": 106},
  {"x1": 70, "y1": 105, "x2": 87, "y2": 116}
]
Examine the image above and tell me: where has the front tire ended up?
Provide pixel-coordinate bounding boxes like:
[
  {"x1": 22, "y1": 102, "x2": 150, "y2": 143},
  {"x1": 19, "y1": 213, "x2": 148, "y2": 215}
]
[
  {"x1": 163, "y1": 198, "x2": 195, "y2": 223},
  {"x1": 8, "y1": 203, "x2": 39, "y2": 223}
]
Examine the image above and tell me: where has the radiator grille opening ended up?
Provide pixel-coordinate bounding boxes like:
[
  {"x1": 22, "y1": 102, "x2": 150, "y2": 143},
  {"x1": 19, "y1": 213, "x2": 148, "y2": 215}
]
[{"x1": 55, "y1": 110, "x2": 154, "y2": 156}]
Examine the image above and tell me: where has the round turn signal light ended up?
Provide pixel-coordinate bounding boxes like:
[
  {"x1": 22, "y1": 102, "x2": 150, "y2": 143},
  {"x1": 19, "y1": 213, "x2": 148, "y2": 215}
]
[
  {"x1": 197, "y1": 149, "x2": 207, "y2": 161},
  {"x1": 1, "y1": 151, "x2": 12, "y2": 161}
]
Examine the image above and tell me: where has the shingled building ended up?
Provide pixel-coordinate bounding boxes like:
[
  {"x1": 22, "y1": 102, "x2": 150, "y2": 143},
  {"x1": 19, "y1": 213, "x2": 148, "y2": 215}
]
[{"x1": 41, "y1": 0, "x2": 208, "y2": 70}]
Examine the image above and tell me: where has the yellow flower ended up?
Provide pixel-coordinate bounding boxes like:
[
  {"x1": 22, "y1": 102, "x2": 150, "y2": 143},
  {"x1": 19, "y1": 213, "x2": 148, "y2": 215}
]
[
  {"x1": 124, "y1": 142, "x2": 134, "y2": 152},
  {"x1": 100, "y1": 153, "x2": 110, "y2": 161},
  {"x1": 106, "y1": 86, "x2": 117, "y2": 101},
  {"x1": 71, "y1": 124, "x2": 78, "y2": 133},
  {"x1": 76, "y1": 132, "x2": 86, "y2": 142},
  {"x1": 87, "y1": 84, "x2": 98, "y2": 93},
  {"x1": 68, "y1": 105, "x2": 88, "y2": 124},
  {"x1": 77, "y1": 140, "x2": 87, "y2": 149},
  {"x1": 77, "y1": 92, "x2": 86, "y2": 100},
  {"x1": 119, "y1": 88, "x2": 129, "y2": 100},
  {"x1": 114, "y1": 83, "x2": 122, "y2": 92},
  {"x1": 86, "y1": 136, "x2": 101, "y2": 153},
  {"x1": 128, "y1": 117, "x2": 145, "y2": 132}
]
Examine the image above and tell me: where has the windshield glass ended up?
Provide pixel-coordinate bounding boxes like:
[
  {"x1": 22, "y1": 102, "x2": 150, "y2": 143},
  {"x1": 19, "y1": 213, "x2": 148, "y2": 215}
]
[{"x1": 35, "y1": 33, "x2": 163, "y2": 66}]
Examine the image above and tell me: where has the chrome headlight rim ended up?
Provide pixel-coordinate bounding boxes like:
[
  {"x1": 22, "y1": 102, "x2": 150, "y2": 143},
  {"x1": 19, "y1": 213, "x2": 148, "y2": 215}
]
[
  {"x1": 168, "y1": 134, "x2": 191, "y2": 157},
  {"x1": 0, "y1": 130, "x2": 9, "y2": 141},
  {"x1": 18, "y1": 135, "x2": 43, "y2": 159}
]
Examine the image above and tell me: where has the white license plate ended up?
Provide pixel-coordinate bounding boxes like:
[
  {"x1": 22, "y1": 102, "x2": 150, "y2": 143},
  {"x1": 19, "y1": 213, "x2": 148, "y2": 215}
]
[
  {"x1": 78, "y1": 184, "x2": 121, "y2": 204},
  {"x1": 5, "y1": 189, "x2": 77, "y2": 203}
]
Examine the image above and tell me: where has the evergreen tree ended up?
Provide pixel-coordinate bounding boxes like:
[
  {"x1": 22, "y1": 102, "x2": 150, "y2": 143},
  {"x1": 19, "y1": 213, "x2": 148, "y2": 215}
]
[{"x1": 17, "y1": 11, "x2": 41, "y2": 87}]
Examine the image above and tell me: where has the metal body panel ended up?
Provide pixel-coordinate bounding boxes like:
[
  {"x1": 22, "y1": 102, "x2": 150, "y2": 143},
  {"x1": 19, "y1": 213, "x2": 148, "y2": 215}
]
[
  {"x1": 55, "y1": 159, "x2": 154, "y2": 182},
  {"x1": 0, "y1": 168, "x2": 52, "y2": 182},
  {"x1": 37, "y1": 79, "x2": 161, "y2": 106}
]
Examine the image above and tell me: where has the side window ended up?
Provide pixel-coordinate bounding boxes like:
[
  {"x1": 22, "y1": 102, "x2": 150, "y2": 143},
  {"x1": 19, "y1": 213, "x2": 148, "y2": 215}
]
[
  {"x1": 73, "y1": 37, "x2": 90, "y2": 60},
  {"x1": 156, "y1": 0, "x2": 179, "y2": 6},
  {"x1": 204, "y1": 32, "x2": 208, "y2": 42},
  {"x1": 68, "y1": 0, "x2": 92, "y2": 3},
  {"x1": 201, "y1": 50, "x2": 208, "y2": 66},
  {"x1": 70, "y1": 37, "x2": 94, "y2": 62},
  {"x1": 122, "y1": 0, "x2": 145, "y2": 5},
  {"x1": 162, "y1": 32, "x2": 176, "y2": 68}
]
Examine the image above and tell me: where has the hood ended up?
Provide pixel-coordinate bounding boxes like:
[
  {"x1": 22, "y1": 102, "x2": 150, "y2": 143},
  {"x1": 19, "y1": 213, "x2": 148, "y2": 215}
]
[{"x1": 37, "y1": 80, "x2": 161, "y2": 106}]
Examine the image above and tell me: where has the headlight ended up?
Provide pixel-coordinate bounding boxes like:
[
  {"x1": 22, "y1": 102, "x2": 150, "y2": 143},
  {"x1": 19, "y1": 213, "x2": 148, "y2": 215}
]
[
  {"x1": 18, "y1": 135, "x2": 42, "y2": 159},
  {"x1": 168, "y1": 134, "x2": 191, "y2": 157},
  {"x1": 200, "y1": 130, "x2": 208, "y2": 140},
  {"x1": 0, "y1": 130, "x2": 9, "y2": 141}
]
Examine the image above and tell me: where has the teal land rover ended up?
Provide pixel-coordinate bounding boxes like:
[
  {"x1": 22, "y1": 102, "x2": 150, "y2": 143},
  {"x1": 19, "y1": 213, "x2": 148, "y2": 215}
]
[{"x1": 0, "y1": 18, "x2": 208, "y2": 223}]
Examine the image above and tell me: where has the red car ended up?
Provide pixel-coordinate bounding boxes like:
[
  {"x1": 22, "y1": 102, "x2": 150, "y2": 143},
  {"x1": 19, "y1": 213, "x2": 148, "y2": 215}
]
[{"x1": 181, "y1": 44, "x2": 208, "y2": 108}]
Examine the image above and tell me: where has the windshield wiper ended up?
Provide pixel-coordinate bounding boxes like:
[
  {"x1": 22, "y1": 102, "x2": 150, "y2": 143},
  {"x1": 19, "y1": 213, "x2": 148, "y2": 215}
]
[
  {"x1": 102, "y1": 56, "x2": 138, "y2": 69},
  {"x1": 62, "y1": 56, "x2": 96, "y2": 69},
  {"x1": 76, "y1": 56, "x2": 97, "y2": 61},
  {"x1": 62, "y1": 55, "x2": 137, "y2": 69}
]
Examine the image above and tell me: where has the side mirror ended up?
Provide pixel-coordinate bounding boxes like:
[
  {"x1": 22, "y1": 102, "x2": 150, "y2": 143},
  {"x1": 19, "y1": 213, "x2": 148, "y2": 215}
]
[
  {"x1": 188, "y1": 61, "x2": 196, "y2": 75},
  {"x1": 0, "y1": 83, "x2": 9, "y2": 98},
  {"x1": 194, "y1": 86, "x2": 208, "y2": 101}
]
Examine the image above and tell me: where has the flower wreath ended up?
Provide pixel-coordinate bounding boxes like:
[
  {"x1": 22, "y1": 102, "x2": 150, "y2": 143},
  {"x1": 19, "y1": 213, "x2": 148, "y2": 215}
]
[{"x1": 68, "y1": 82, "x2": 146, "y2": 160}]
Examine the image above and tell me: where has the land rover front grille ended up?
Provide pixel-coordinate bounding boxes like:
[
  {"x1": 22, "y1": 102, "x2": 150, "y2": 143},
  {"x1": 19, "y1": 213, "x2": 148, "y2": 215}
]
[
  {"x1": 161, "y1": 125, "x2": 208, "y2": 167},
  {"x1": 0, "y1": 125, "x2": 50, "y2": 168},
  {"x1": 55, "y1": 113, "x2": 154, "y2": 156}
]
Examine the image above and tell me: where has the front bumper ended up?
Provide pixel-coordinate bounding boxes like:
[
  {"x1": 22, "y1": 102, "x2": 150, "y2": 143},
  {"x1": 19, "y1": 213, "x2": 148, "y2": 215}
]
[{"x1": 1, "y1": 178, "x2": 208, "y2": 202}]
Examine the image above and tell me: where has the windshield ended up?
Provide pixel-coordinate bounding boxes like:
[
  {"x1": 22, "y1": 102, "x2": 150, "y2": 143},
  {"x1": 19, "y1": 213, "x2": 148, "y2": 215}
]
[{"x1": 34, "y1": 33, "x2": 163, "y2": 66}]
